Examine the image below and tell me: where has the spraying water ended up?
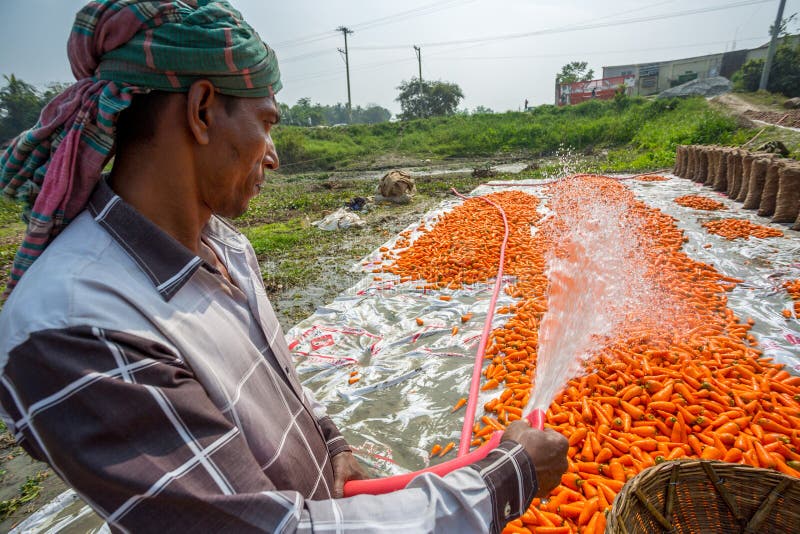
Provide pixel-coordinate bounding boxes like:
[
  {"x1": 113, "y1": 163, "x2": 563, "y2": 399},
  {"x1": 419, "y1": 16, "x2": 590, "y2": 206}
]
[{"x1": 525, "y1": 177, "x2": 657, "y2": 415}]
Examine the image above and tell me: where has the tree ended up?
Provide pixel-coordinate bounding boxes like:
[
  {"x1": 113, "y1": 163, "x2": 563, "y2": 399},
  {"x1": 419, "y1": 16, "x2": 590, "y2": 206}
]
[
  {"x1": 0, "y1": 74, "x2": 42, "y2": 142},
  {"x1": 472, "y1": 105, "x2": 493, "y2": 114},
  {"x1": 556, "y1": 61, "x2": 594, "y2": 85},
  {"x1": 396, "y1": 78, "x2": 464, "y2": 120},
  {"x1": 277, "y1": 99, "x2": 391, "y2": 126},
  {"x1": 734, "y1": 15, "x2": 800, "y2": 96},
  {"x1": 0, "y1": 76, "x2": 71, "y2": 143},
  {"x1": 358, "y1": 104, "x2": 391, "y2": 124},
  {"x1": 40, "y1": 82, "x2": 72, "y2": 106},
  {"x1": 770, "y1": 12, "x2": 797, "y2": 38},
  {"x1": 733, "y1": 40, "x2": 800, "y2": 97}
]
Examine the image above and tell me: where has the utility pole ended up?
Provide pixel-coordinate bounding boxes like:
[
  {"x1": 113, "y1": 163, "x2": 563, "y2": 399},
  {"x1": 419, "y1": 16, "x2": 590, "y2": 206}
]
[
  {"x1": 759, "y1": 0, "x2": 786, "y2": 91},
  {"x1": 414, "y1": 45, "x2": 423, "y2": 117},
  {"x1": 414, "y1": 45, "x2": 422, "y2": 85},
  {"x1": 336, "y1": 26, "x2": 354, "y2": 122}
]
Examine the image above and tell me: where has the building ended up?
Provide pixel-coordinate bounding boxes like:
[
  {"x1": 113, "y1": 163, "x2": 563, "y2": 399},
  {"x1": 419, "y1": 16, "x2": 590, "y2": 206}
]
[{"x1": 598, "y1": 34, "x2": 800, "y2": 99}]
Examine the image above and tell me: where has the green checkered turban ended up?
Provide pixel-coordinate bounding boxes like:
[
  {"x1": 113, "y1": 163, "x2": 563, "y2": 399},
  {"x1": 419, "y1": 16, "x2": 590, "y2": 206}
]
[
  {"x1": 0, "y1": 0, "x2": 281, "y2": 295},
  {"x1": 75, "y1": 0, "x2": 282, "y2": 96}
]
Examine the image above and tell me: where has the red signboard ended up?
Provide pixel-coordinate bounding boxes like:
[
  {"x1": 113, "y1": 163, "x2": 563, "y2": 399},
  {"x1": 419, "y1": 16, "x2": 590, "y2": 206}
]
[{"x1": 556, "y1": 75, "x2": 635, "y2": 106}]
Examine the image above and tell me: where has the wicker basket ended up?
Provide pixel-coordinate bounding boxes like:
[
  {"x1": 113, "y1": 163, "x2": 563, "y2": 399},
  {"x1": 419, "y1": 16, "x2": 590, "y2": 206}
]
[{"x1": 606, "y1": 460, "x2": 800, "y2": 534}]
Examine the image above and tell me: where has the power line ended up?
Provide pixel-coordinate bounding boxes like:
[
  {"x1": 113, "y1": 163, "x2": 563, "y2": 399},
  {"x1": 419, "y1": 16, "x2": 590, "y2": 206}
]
[
  {"x1": 426, "y1": 36, "x2": 766, "y2": 62},
  {"x1": 280, "y1": 33, "x2": 767, "y2": 90},
  {"x1": 285, "y1": 56, "x2": 414, "y2": 86},
  {"x1": 271, "y1": 0, "x2": 473, "y2": 50},
  {"x1": 353, "y1": 0, "x2": 473, "y2": 32},
  {"x1": 350, "y1": 0, "x2": 774, "y2": 50},
  {"x1": 279, "y1": 0, "x2": 778, "y2": 100},
  {"x1": 278, "y1": 0, "x2": 677, "y2": 65}
]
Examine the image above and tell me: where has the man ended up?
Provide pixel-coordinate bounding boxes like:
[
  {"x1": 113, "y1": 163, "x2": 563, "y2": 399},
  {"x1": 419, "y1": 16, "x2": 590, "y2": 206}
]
[{"x1": 0, "y1": 1, "x2": 568, "y2": 532}]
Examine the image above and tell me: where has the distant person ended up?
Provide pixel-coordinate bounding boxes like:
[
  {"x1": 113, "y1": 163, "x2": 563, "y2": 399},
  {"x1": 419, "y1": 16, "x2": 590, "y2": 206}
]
[
  {"x1": 0, "y1": 1, "x2": 568, "y2": 532},
  {"x1": 524, "y1": 98, "x2": 529, "y2": 110}
]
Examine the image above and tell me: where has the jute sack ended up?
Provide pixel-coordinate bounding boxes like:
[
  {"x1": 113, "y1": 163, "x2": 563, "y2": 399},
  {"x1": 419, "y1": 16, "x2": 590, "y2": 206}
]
[
  {"x1": 712, "y1": 148, "x2": 730, "y2": 191},
  {"x1": 376, "y1": 170, "x2": 416, "y2": 203},
  {"x1": 694, "y1": 148, "x2": 708, "y2": 183},
  {"x1": 674, "y1": 146, "x2": 685, "y2": 177},
  {"x1": 727, "y1": 150, "x2": 744, "y2": 198},
  {"x1": 743, "y1": 157, "x2": 770, "y2": 209},
  {"x1": 686, "y1": 146, "x2": 697, "y2": 181},
  {"x1": 772, "y1": 163, "x2": 800, "y2": 223},
  {"x1": 703, "y1": 146, "x2": 720, "y2": 187},
  {"x1": 758, "y1": 159, "x2": 788, "y2": 217},
  {"x1": 735, "y1": 153, "x2": 756, "y2": 202},
  {"x1": 793, "y1": 205, "x2": 800, "y2": 231},
  {"x1": 679, "y1": 145, "x2": 690, "y2": 177}
]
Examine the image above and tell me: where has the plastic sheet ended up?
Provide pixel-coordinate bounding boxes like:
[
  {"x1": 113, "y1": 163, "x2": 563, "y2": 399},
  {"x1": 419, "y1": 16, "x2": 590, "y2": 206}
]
[
  {"x1": 9, "y1": 489, "x2": 109, "y2": 534},
  {"x1": 290, "y1": 173, "x2": 800, "y2": 478}
]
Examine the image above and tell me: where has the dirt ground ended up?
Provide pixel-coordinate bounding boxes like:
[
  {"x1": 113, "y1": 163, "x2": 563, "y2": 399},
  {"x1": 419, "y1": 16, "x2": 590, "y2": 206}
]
[
  {"x1": 713, "y1": 92, "x2": 800, "y2": 129},
  {"x1": 712, "y1": 92, "x2": 775, "y2": 115}
]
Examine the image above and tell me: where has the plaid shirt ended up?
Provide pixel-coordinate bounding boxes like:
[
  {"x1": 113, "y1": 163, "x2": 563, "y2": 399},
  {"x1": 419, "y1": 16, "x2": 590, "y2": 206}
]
[{"x1": 0, "y1": 180, "x2": 538, "y2": 533}]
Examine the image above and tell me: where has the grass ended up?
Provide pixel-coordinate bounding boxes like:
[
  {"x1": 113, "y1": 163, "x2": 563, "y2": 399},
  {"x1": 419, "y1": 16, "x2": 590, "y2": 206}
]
[
  {"x1": 0, "y1": 471, "x2": 49, "y2": 520},
  {"x1": 240, "y1": 219, "x2": 322, "y2": 291},
  {"x1": 598, "y1": 99, "x2": 742, "y2": 171},
  {"x1": 241, "y1": 178, "x2": 374, "y2": 225},
  {"x1": 0, "y1": 198, "x2": 25, "y2": 295},
  {"x1": 0, "y1": 197, "x2": 24, "y2": 235},
  {"x1": 236, "y1": 168, "x2": 493, "y2": 316},
  {"x1": 273, "y1": 96, "x2": 746, "y2": 173}
]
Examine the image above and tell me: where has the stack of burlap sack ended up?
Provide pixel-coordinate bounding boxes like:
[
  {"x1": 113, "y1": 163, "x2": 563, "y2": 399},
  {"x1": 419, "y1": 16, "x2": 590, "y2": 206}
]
[{"x1": 673, "y1": 145, "x2": 800, "y2": 230}]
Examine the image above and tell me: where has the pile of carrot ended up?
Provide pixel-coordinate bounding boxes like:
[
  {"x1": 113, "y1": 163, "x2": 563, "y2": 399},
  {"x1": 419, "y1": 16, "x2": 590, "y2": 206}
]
[
  {"x1": 702, "y1": 218, "x2": 784, "y2": 240},
  {"x1": 784, "y1": 279, "x2": 800, "y2": 318},
  {"x1": 379, "y1": 177, "x2": 799, "y2": 534},
  {"x1": 383, "y1": 191, "x2": 543, "y2": 288},
  {"x1": 636, "y1": 175, "x2": 668, "y2": 182},
  {"x1": 674, "y1": 195, "x2": 726, "y2": 211}
]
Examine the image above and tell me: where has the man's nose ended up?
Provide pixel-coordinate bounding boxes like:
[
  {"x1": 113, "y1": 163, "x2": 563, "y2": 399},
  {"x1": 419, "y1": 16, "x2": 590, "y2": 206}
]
[{"x1": 263, "y1": 135, "x2": 279, "y2": 171}]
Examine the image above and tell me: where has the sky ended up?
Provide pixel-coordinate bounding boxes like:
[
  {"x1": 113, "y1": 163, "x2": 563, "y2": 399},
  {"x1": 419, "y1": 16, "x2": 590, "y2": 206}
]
[{"x1": 1, "y1": 0, "x2": 799, "y2": 115}]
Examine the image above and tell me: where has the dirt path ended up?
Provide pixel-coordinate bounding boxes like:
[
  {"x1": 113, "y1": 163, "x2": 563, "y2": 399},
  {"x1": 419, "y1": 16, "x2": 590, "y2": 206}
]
[
  {"x1": 712, "y1": 93, "x2": 800, "y2": 129},
  {"x1": 711, "y1": 93, "x2": 772, "y2": 115}
]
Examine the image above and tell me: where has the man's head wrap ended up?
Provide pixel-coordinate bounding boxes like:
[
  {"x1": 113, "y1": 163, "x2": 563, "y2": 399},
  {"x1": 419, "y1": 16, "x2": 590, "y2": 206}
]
[{"x1": 0, "y1": 0, "x2": 281, "y2": 296}]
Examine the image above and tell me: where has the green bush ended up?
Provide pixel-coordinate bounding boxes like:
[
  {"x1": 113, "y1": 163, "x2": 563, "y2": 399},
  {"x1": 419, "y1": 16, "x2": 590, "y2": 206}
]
[
  {"x1": 273, "y1": 127, "x2": 309, "y2": 167},
  {"x1": 733, "y1": 42, "x2": 800, "y2": 97}
]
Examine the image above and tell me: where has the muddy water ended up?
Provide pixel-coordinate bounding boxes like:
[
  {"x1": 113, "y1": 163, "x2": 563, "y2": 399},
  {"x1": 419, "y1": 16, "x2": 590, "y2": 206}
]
[{"x1": 14, "y1": 173, "x2": 800, "y2": 532}]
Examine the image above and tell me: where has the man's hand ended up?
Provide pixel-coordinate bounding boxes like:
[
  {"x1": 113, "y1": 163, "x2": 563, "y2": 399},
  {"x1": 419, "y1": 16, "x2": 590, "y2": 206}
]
[
  {"x1": 332, "y1": 451, "x2": 368, "y2": 498},
  {"x1": 503, "y1": 420, "x2": 569, "y2": 497}
]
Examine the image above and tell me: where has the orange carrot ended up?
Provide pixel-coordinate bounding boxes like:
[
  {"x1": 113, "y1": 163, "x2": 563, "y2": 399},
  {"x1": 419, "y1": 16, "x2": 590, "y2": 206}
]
[
  {"x1": 452, "y1": 398, "x2": 467, "y2": 412},
  {"x1": 439, "y1": 442, "x2": 455, "y2": 457}
]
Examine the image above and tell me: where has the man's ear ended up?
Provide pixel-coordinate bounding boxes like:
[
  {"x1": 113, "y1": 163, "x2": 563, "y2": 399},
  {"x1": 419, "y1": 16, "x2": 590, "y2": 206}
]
[{"x1": 186, "y1": 80, "x2": 218, "y2": 145}]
